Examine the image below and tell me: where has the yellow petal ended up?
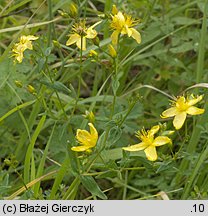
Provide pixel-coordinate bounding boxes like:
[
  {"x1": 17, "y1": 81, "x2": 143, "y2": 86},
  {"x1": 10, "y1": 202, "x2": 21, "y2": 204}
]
[
  {"x1": 76, "y1": 129, "x2": 91, "y2": 146},
  {"x1": 117, "y1": 11, "x2": 125, "y2": 25},
  {"x1": 25, "y1": 35, "x2": 39, "y2": 41},
  {"x1": 148, "y1": 125, "x2": 160, "y2": 137},
  {"x1": 130, "y1": 28, "x2": 141, "y2": 44},
  {"x1": 88, "y1": 123, "x2": 98, "y2": 146},
  {"x1": 125, "y1": 26, "x2": 133, "y2": 37},
  {"x1": 71, "y1": 145, "x2": 90, "y2": 152},
  {"x1": 153, "y1": 136, "x2": 172, "y2": 146},
  {"x1": 161, "y1": 107, "x2": 178, "y2": 118},
  {"x1": 90, "y1": 20, "x2": 102, "y2": 29},
  {"x1": 187, "y1": 95, "x2": 203, "y2": 106},
  {"x1": 186, "y1": 106, "x2": 205, "y2": 115},
  {"x1": 88, "y1": 123, "x2": 97, "y2": 135},
  {"x1": 122, "y1": 142, "x2": 147, "y2": 152},
  {"x1": 173, "y1": 112, "x2": 187, "y2": 130},
  {"x1": 25, "y1": 41, "x2": 33, "y2": 50},
  {"x1": 108, "y1": 44, "x2": 117, "y2": 57},
  {"x1": 15, "y1": 52, "x2": 24, "y2": 63},
  {"x1": 66, "y1": 33, "x2": 80, "y2": 46},
  {"x1": 111, "y1": 30, "x2": 119, "y2": 45},
  {"x1": 86, "y1": 27, "x2": 97, "y2": 39},
  {"x1": 76, "y1": 37, "x2": 86, "y2": 50},
  {"x1": 144, "y1": 146, "x2": 157, "y2": 161}
]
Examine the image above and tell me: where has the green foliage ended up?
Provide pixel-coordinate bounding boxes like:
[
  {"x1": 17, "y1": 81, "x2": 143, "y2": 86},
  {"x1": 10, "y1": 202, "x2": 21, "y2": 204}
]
[{"x1": 0, "y1": 0, "x2": 208, "y2": 200}]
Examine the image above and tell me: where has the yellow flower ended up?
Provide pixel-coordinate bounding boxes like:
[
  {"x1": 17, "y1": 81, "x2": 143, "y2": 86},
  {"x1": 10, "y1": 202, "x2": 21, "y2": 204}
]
[
  {"x1": 71, "y1": 123, "x2": 98, "y2": 152},
  {"x1": 123, "y1": 125, "x2": 172, "y2": 161},
  {"x1": 12, "y1": 35, "x2": 39, "y2": 63},
  {"x1": 66, "y1": 21, "x2": 101, "y2": 51},
  {"x1": 161, "y1": 95, "x2": 205, "y2": 130},
  {"x1": 110, "y1": 5, "x2": 141, "y2": 45}
]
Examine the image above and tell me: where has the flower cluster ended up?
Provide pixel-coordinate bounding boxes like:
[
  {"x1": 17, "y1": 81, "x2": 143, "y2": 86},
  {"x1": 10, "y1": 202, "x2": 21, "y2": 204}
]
[
  {"x1": 122, "y1": 93, "x2": 205, "y2": 161},
  {"x1": 66, "y1": 5, "x2": 141, "y2": 50},
  {"x1": 12, "y1": 35, "x2": 38, "y2": 63},
  {"x1": 10, "y1": 5, "x2": 205, "y2": 163}
]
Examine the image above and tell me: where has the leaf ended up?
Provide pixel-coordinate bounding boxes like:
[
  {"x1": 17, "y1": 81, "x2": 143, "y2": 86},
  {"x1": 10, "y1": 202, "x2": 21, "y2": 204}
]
[
  {"x1": 96, "y1": 170, "x2": 118, "y2": 179},
  {"x1": 40, "y1": 79, "x2": 71, "y2": 94},
  {"x1": 80, "y1": 175, "x2": 107, "y2": 200},
  {"x1": 170, "y1": 42, "x2": 194, "y2": 53},
  {"x1": 108, "y1": 126, "x2": 122, "y2": 146},
  {"x1": 112, "y1": 76, "x2": 120, "y2": 95}
]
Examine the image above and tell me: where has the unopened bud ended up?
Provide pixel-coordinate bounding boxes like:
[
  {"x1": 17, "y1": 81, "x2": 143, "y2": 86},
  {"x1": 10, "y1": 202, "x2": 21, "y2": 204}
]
[
  {"x1": 58, "y1": 9, "x2": 69, "y2": 18},
  {"x1": 27, "y1": 85, "x2": 36, "y2": 95},
  {"x1": 112, "y1": 5, "x2": 118, "y2": 15},
  {"x1": 89, "y1": 50, "x2": 98, "y2": 57},
  {"x1": 53, "y1": 40, "x2": 61, "y2": 48},
  {"x1": 69, "y1": 2, "x2": 78, "y2": 18},
  {"x1": 83, "y1": 111, "x2": 95, "y2": 123},
  {"x1": 15, "y1": 80, "x2": 23, "y2": 88}
]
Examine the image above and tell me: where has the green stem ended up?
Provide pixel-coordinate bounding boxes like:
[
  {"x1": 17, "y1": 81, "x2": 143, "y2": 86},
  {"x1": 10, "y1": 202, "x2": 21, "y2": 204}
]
[
  {"x1": 45, "y1": 63, "x2": 68, "y2": 120},
  {"x1": 110, "y1": 36, "x2": 120, "y2": 119},
  {"x1": 182, "y1": 141, "x2": 208, "y2": 199},
  {"x1": 47, "y1": 0, "x2": 53, "y2": 46}
]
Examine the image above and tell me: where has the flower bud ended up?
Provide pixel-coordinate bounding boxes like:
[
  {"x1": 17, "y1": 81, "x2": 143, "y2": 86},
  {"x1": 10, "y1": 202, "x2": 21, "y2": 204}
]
[
  {"x1": 69, "y1": 2, "x2": 78, "y2": 18},
  {"x1": 83, "y1": 111, "x2": 95, "y2": 123},
  {"x1": 112, "y1": 5, "x2": 118, "y2": 15},
  {"x1": 15, "y1": 80, "x2": 23, "y2": 88},
  {"x1": 53, "y1": 40, "x2": 61, "y2": 48},
  {"x1": 27, "y1": 85, "x2": 36, "y2": 95},
  {"x1": 89, "y1": 50, "x2": 98, "y2": 57}
]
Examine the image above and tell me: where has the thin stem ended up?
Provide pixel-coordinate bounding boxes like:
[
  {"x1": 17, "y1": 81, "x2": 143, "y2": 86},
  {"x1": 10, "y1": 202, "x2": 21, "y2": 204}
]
[{"x1": 182, "y1": 141, "x2": 208, "y2": 199}]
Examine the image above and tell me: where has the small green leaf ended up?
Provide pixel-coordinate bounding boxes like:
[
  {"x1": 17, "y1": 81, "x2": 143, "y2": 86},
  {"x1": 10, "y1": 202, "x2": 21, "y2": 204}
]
[
  {"x1": 112, "y1": 76, "x2": 120, "y2": 95},
  {"x1": 40, "y1": 80, "x2": 71, "y2": 94},
  {"x1": 108, "y1": 126, "x2": 122, "y2": 146},
  {"x1": 80, "y1": 175, "x2": 107, "y2": 200}
]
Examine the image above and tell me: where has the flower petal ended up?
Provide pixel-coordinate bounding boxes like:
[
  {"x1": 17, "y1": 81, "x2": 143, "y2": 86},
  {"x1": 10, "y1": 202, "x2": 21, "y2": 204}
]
[
  {"x1": 88, "y1": 123, "x2": 98, "y2": 147},
  {"x1": 123, "y1": 26, "x2": 132, "y2": 36},
  {"x1": 122, "y1": 142, "x2": 147, "y2": 152},
  {"x1": 66, "y1": 33, "x2": 80, "y2": 46},
  {"x1": 161, "y1": 107, "x2": 178, "y2": 118},
  {"x1": 153, "y1": 136, "x2": 172, "y2": 146},
  {"x1": 187, "y1": 95, "x2": 203, "y2": 106},
  {"x1": 111, "y1": 30, "x2": 119, "y2": 45},
  {"x1": 116, "y1": 11, "x2": 125, "y2": 25},
  {"x1": 25, "y1": 35, "x2": 39, "y2": 41},
  {"x1": 186, "y1": 106, "x2": 205, "y2": 115},
  {"x1": 76, "y1": 37, "x2": 86, "y2": 50},
  {"x1": 71, "y1": 145, "x2": 90, "y2": 152},
  {"x1": 148, "y1": 125, "x2": 160, "y2": 136},
  {"x1": 76, "y1": 129, "x2": 91, "y2": 146},
  {"x1": 173, "y1": 112, "x2": 187, "y2": 130},
  {"x1": 144, "y1": 146, "x2": 157, "y2": 161},
  {"x1": 86, "y1": 27, "x2": 97, "y2": 39},
  {"x1": 130, "y1": 28, "x2": 141, "y2": 44},
  {"x1": 25, "y1": 41, "x2": 33, "y2": 50},
  {"x1": 89, "y1": 20, "x2": 102, "y2": 29}
]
